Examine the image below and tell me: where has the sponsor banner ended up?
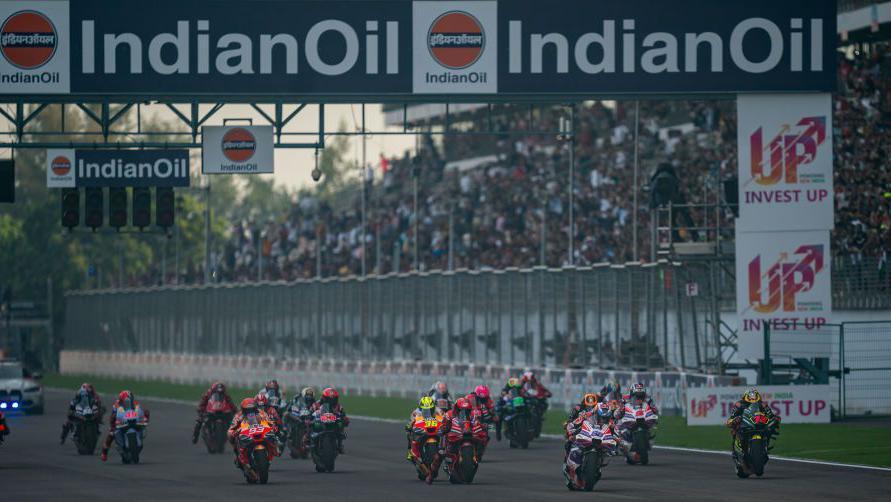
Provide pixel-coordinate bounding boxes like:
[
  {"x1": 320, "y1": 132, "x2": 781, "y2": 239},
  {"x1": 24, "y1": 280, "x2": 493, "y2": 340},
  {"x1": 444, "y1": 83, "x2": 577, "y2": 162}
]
[
  {"x1": 413, "y1": 1, "x2": 497, "y2": 94},
  {"x1": 737, "y1": 94, "x2": 834, "y2": 232},
  {"x1": 686, "y1": 385, "x2": 831, "y2": 425},
  {"x1": 0, "y1": 0, "x2": 69, "y2": 93},
  {"x1": 46, "y1": 148, "x2": 74, "y2": 187},
  {"x1": 6, "y1": 0, "x2": 836, "y2": 96},
  {"x1": 202, "y1": 125, "x2": 274, "y2": 174},
  {"x1": 735, "y1": 228, "x2": 831, "y2": 359},
  {"x1": 46, "y1": 149, "x2": 189, "y2": 188}
]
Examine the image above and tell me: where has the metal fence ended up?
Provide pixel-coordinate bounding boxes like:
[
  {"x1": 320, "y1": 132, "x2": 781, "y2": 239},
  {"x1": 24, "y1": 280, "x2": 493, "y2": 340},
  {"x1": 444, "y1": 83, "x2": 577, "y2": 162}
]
[
  {"x1": 64, "y1": 262, "x2": 723, "y2": 372},
  {"x1": 768, "y1": 321, "x2": 891, "y2": 417}
]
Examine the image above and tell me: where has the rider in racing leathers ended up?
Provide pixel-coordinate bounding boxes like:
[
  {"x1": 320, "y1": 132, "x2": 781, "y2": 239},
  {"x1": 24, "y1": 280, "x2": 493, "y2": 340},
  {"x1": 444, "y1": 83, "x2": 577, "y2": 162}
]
[
  {"x1": 427, "y1": 381, "x2": 452, "y2": 411},
  {"x1": 309, "y1": 388, "x2": 350, "y2": 454},
  {"x1": 405, "y1": 396, "x2": 440, "y2": 462},
  {"x1": 613, "y1": 383, "x2": 659, "y2": 451},
  {"x1": 255, "y1": 392, "x2": 284, "y2": 453},
  {"x1": 259, "y1": 379, "x2": 284, "y2": 413},
  {"x1": 0, "y1": 410, "x2": 8, "y2": 444},
  {"x1": 227, "y1": 398, "x2": 274, "y2": 470},
  {"x1": 192, "y1": 381, "x2": 236, "y2": 444},
  {"x1": 100, "y1": 391, "x2": 150, "y2": 461},
  {"x1": 725, "y1": 387, "x2": 780, "y2": 454},
  {"x1": 60, "y1": 383, "x2": 105, "y2": 444},
  {"x1": 494, "y1": 377, "x2": 524, "y2": 441},
  {"x1": 563, "y1": 393, "x2": 600, "y2": 456},
  {"x1": 428, "y1": 397, "x2": 487, "y2": 484},
  {"x1": 521, "y1": 371, "x2": 553, "y2": 409}
]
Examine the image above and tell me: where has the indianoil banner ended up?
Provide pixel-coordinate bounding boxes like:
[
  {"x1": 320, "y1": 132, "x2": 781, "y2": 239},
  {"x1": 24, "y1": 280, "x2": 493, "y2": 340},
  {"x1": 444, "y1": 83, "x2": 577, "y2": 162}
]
[
  {"x1": 1, "y1": 0, "x2": 836, "y2": 96},
  {"x1": 735, "y1": 228, "x2": 831, "y2": 360},
  {"x1": 686, "y1": 385, "x2": 831, "y2": 425},
  {"x1": 736, "y1": 93, "x2": 834, "y2": 232}
]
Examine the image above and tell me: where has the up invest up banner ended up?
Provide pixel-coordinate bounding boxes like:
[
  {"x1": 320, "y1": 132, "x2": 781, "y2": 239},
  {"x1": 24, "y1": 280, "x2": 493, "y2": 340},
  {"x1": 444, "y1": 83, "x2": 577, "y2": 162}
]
[
  {"x1": 737, "y1": 94, "x2": 834, "y2": 232},
  {"x1": 735, "y1": 228, "x2": 831, "y2": 359},
  {"x1": 686, "y1": 385, "x2": 831, "y2": 425},
  {"x1": 0, "y1": 0, "x2": 836, "y2": 98}
]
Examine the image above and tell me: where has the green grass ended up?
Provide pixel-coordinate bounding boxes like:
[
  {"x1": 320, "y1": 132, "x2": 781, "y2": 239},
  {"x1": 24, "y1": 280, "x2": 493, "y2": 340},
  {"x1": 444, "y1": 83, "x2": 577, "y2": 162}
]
[{"x1": 44, "y1": 374, "x2": 891, "y2": 467}]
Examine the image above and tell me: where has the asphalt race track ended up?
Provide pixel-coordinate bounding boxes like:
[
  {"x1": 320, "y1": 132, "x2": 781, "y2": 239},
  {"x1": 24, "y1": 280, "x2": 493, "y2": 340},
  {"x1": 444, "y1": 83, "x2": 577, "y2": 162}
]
[{"x1": 0, "y1": 391, "x2": 888, "y2": 501}]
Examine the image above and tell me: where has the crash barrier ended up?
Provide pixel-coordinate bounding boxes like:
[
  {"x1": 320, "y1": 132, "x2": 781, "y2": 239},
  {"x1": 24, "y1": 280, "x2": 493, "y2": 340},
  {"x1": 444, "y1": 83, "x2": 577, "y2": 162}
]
[
  {"x1": 686, "y1": 385, "x2": 832, "y2": 425},
  {"x1": 60, "y1": 350, "x2": 738, "y2": 413},
  {"x1": 64, "y1": 262, "x2": 728, "y2": 373}
]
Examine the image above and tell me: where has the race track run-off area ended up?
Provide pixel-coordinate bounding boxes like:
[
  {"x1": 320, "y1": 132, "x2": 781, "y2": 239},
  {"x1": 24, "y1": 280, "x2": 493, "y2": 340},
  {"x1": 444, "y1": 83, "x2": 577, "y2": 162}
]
[{"x1": 0, "y1": 391, "x2": 889, "y2": 501}]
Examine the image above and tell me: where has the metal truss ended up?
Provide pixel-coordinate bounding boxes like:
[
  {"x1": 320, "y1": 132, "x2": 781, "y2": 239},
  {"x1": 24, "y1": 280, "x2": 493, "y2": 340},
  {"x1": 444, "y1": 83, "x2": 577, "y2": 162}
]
[{"x1": 0, "y1": 99, "x2": 568, "y2": 150}]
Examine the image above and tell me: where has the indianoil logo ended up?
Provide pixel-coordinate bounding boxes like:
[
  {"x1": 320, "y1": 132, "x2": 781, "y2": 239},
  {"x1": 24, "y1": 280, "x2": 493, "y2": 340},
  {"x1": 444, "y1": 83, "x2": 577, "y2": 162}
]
[
  {"x1": 427, "y1": 11, "x2": 484, "y2": 70},
  {"x1": 0, "y1": 10, "x2": 57, "y2": 70},
  {"x1": 51, "y1": 155, "x2": 71, "y2": 176},
  {"x1": 221, "y1": 128, "x2": 256, "y2": 162}
]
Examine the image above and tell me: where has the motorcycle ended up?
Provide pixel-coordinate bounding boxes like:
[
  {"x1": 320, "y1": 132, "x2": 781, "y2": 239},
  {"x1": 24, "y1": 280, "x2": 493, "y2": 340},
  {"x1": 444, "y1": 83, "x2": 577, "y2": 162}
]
[
  {"x1": 618, "y1": 401, "x2": 658, "y2": 465},
  {"x1": 284, "y1": 402, "x2": 311, "y2": 459},
  {"x1": 410, "y1": 411, "x2": 445, "y2": 481},
  {"x1": 72, "y1": 395, "x2": 101, "y2": 455},
  {"x1": 502, "y1": 392, "x2": 534, "y2": 449},
  {"x1": 445, "y1": 417, "x2": 483, "y2": 484},
  {"x1": 564, "y1": 417, "x2": 615, "y2": 491},
  {"x1": 525, "y1": 389, "x2": 547, "y2": 438},
  {"x1": 0, "y1": 414, "x2": 7, "y2": 445},
  {"x1": 201, "y1": 394, "x2": 235, "y2": 454},
  {"x1": 310, "y1": 407, "x2": 343, "y2": 473},
  {"x1": 113, "y1": 405, "x2": 148, "y2": 464},
  {"x1": 734, "y1": 407, "x2": 778, "y2": 478},
  {"x1": 236, "y1": 417, "x2": 276, "y2": 484}
]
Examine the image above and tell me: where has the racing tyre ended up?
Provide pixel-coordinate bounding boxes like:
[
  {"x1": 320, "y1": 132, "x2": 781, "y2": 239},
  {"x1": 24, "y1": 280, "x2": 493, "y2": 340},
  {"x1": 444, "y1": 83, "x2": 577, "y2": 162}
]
[{"x1": 749, "y1": 439, "x2": 766, "y2": 477}]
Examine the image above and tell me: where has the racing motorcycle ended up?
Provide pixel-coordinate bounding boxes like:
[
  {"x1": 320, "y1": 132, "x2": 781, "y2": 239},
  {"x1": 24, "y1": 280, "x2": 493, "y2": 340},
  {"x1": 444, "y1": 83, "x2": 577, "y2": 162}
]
[
  {"x1": 201, "y1": 394, "x2": 235, "y2": 454},
  {"x1": 284, "y1": 402, "x2": 312, "y2": 459},
  {"x1": 445, "y1": 416, "x2": 483, "y2": 484},
  {"x1": 564, "y1": 416, "x2": 615, "y2": 491},
  {"x1": 72, "y1": 394, "x2": 102, "y2": 455},
  {"x1": 618, "y1": 400, "x2": 658, "y2": 465},
  {"x1": 0, "y1": 412, "x2": 7, "y2": 445},
  {"x1": 734, "y1": 407, "x2": 778, "y2": 478},
  {"x1": 502, "y1": 391, "x2": 533, "y2": 449},
  {"x1": 236, "y1": 417, "x2": 276, "y2": 484},
  {"x1": 525, "y1": 389, "x2": 547, "y2": 438},
  {"x1": 114, "y1": 405, "x2": 148, "y2": 464},
  {"x1": 310, "y1": 406, "x2": 343, "y2": 473},
  {"x1": 410, "y1": 411, "x2": 445, "y2": 481}
]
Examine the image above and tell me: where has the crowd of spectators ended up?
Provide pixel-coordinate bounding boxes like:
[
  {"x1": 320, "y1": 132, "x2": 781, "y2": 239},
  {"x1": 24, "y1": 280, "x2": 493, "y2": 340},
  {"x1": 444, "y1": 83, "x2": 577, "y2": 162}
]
[{"x1": 185, "y1": 45, "x2": 890, "y2": 287}]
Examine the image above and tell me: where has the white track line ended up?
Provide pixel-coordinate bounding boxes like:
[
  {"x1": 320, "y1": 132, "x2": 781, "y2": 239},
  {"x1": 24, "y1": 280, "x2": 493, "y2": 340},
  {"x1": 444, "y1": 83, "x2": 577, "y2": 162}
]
[{"x1": 47, "y1": 388, "x2": 891, "y2": 472}]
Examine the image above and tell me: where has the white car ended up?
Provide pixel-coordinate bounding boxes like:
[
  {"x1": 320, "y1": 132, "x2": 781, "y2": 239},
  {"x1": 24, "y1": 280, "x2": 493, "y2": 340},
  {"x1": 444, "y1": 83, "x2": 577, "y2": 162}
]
[{"x1": 0, "y1": 360, "x2": 44, "y2": 414}]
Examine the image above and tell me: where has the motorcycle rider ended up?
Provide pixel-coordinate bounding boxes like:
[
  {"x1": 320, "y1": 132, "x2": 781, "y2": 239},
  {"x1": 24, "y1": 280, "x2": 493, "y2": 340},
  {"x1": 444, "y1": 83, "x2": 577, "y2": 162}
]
[
  {"x1": 100, "y1": 391, "x2": 149, "y2": 462},
  {"x1": 192, "y1": 381, "x2": 236, "y2": 444},
  {"x1": 521, "y1": 371, "x2": 553, "y2": 403},
  {"x1": 60, "y1": 383, "x2": 105, "y2": 444},
  {"x1": 428, "y1": 397, "x2": 486, "y2": 484},
  {"x1": 427, "y1": 381, "x2": 452, "y2": 410},
  {"x1": 227, "y1": 398, "x2": 273, "y2": 470},
  {"x1": 310, "y1": 387, "x2": 349, "y2": 454},
  {"x1": 468, "y1": 385, "x2": 496, "y2": 426},
  {"x1": 405, "y1": 396, "x2": 440, "y2": 462},
  {"x1": 564, "y1": 393, "x2": 599, "y2": 456},
  {"x1": 599, "y1": 379, "x2": 622, "y2": 404},
  {"x1": 725, "y1": 388, "x2": 780, "y2": 453},
  {"x1": 259, "y1": 379, "x2": 284, "y2": 412},
  {"x1": 255, "y1": 392, "x2": 284, "y2": 452},
  {"x1": 0, "y1": 410, "x2": 8, "y2": 444},
  {"x1": 494, "y1": 377, "x2": 524, "y2": 441}
]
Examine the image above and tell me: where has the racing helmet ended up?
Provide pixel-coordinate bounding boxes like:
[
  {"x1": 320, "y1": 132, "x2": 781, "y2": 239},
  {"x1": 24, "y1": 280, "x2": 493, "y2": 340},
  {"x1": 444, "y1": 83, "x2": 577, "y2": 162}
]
[
  {"x1": 419, "y1": 396, "x2": 436, "y2": 418},
  {"x1": 743, "y1": 388, "x2": 762, "y2": 404},
  {"x1": 433, "y1": 381, "x2": 448, "y2": 396},
  {"x1": 630, "y1": 383, "x2": 647, "y2": 400},
  {"x1": 474, "y1": 385, "x2": 490, "y2": 400},
  {"x1": 80, "y1": 383, "x2": 94, "y2": 394},
  {"x1": 455, "y1": 397, "x2": 472, "y2": 420},
  {"x1": 521, "y1": 371, "x2": 535, "y2": 383},
  {"x1": 507, "y1": 377, "x2": 521, "y2": 389},
  {"x1": 321, "y1": 387, "x2": 339, "y2": 408},
  {"x1": 240, "y1": 398, "x2": 257, "y2": 414},
  {"x1": 255, "y1": 392, "x2": 269, "y2": 409},
  {"x1": 212, "y1": 381, "x2": 226, "y2": 394},
  {"x1": 301, "y1": 387, "x2": 316, "y2": 405},
  {"x1": 582, "y1": 393, "x2": 598, "y2": 408},
  {"x1": 118, "y1": 390, "x2": 134, "y2": 409}
]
